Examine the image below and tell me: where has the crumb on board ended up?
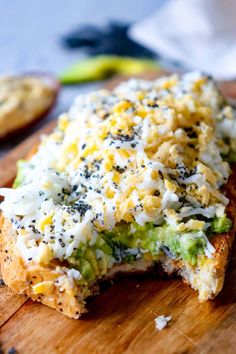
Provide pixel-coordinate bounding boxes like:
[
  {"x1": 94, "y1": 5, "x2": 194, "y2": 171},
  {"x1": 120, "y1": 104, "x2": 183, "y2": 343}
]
[{"x1": 155, "y1": 315, "x2": 172, "y2": 331}]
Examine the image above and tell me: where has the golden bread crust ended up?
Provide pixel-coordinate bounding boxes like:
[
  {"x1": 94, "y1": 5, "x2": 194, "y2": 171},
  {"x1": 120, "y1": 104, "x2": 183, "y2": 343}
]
[
  {"x1": 0, "y1": 216, "x2": 87, "y2": 319},
  {"x1": 161, "y1": 165, "x2": 236, "y2": 301}
]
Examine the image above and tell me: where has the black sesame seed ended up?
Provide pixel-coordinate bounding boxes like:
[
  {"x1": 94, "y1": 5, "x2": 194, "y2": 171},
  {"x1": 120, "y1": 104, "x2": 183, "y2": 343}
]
[
  {"x1": 73, "y1": 201, "x2": 92, "y2": 217},
  {"x1": 158, "y1": 171, "x2": 164, "y2": 180},
  {"x1": 147, "y1": 103, "x2": 159, "y2": 108},
  {"x1": 169, "y1": 173, "x2": 176, "y2": 180},
  {"x1": 8, "y1": 348, "x2": 17, "y2": 354},
  {"x1": 113, "y1": 165, "x2": 126, "y2": 173},
  {"x1": 0, "y1": 278, "x2": 5, "y2": 286}
]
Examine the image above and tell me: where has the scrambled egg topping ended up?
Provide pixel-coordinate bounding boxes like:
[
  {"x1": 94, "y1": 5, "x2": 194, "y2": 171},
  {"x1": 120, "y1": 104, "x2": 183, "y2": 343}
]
[{"x1": 1, "y1": 72, "x2": 235, "y2": 263}]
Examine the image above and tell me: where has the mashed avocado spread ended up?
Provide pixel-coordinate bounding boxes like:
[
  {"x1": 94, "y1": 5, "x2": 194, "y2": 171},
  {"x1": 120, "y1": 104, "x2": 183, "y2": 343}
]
[{"x1": 67, "y1": 218, "x2": 231, "y2": 283}]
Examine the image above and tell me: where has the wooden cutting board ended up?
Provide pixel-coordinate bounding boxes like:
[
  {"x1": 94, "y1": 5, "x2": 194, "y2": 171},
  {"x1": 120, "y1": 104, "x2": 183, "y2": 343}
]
[{"x1": 1, "y1": 74, "x2": 236, "y2": 354}]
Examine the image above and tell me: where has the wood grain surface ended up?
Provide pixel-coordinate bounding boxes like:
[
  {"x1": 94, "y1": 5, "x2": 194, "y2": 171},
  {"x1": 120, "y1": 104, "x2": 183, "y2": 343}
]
[{"x1": 0, "y1": 74, "x2": 236, "y2": 354}]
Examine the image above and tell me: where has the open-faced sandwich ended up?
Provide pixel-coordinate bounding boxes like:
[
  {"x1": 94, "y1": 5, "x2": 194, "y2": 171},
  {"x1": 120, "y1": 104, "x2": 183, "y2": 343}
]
[
  {"x1": 0, "y1": 72, "x2": 236, "y2": 318},
  {"x1": 0, "y1": 74, "x2": 59, "y2": 140}
]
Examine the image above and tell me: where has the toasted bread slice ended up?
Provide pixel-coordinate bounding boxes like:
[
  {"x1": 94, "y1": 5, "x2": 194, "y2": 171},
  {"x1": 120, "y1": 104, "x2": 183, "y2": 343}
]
[
  {"x1": 0, "y1": 74, "x2": 59, "y2": 140},
  {"x1": 1, "y1": 73, "x2": 236, "y2": 319},
  {"x1": 1, "y1": 166, "x2": 235, "y2": 318}
]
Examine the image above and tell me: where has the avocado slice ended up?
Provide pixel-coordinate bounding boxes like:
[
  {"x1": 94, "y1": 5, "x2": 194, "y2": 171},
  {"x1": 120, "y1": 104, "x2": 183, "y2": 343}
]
[{"x1": 59, "y1": 55, "x2": 159, "y2": 85}]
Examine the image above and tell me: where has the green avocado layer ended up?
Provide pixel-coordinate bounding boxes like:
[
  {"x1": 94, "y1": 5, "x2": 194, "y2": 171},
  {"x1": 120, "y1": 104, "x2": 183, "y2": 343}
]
[
  {"x1": 68, "y1": 218, "x2": 231, "y2": 284},
  {"x1": 210, "y1": 216, "x2": 232, "y2": 233}
]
